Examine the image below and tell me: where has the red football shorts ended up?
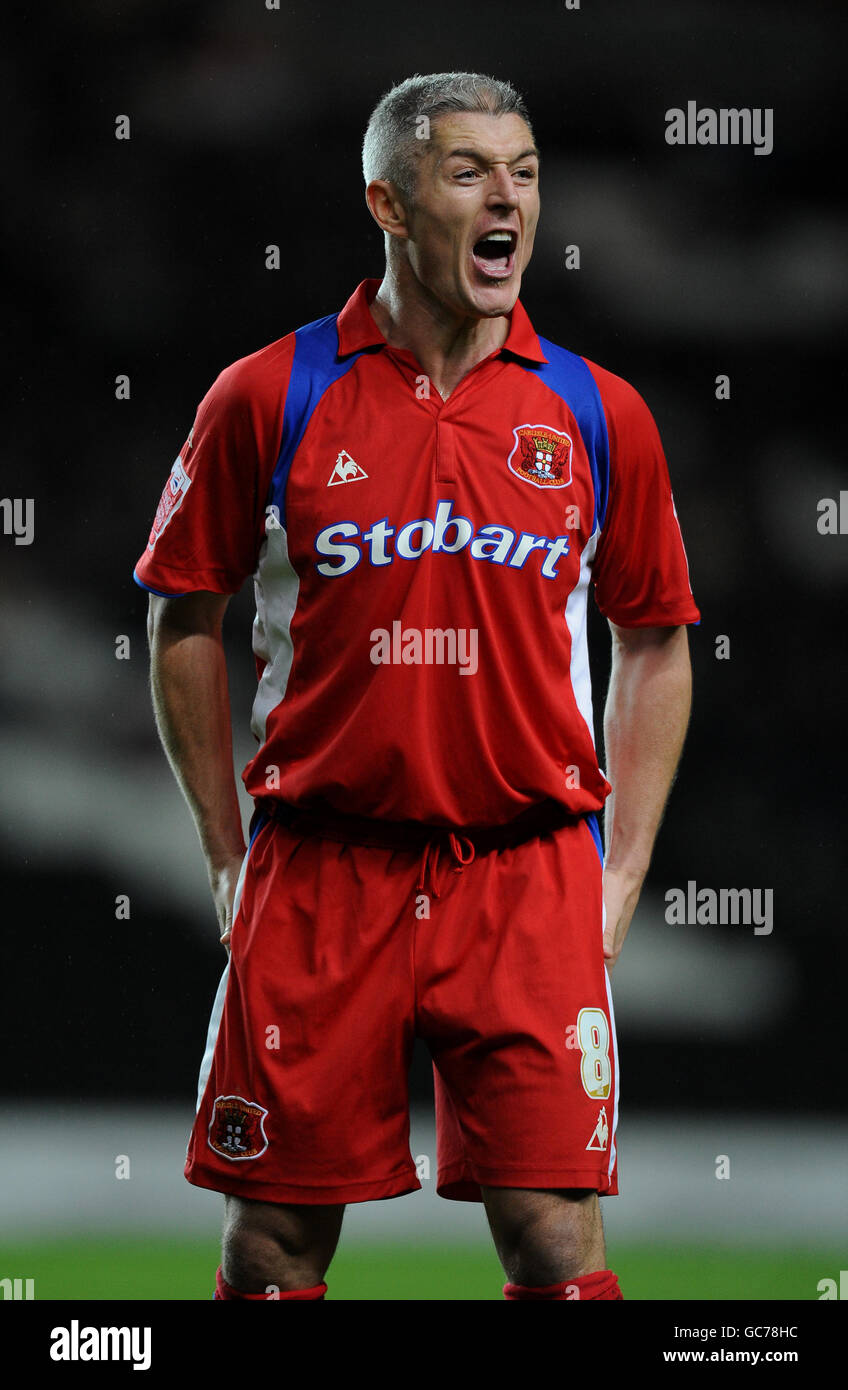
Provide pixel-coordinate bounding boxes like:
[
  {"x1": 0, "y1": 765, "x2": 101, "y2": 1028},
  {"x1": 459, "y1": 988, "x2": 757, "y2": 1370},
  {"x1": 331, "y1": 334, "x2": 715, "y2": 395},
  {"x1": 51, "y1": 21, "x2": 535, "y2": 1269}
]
[{"x1": 184, "y1": 807, "x2": 619, "y2": 1204}]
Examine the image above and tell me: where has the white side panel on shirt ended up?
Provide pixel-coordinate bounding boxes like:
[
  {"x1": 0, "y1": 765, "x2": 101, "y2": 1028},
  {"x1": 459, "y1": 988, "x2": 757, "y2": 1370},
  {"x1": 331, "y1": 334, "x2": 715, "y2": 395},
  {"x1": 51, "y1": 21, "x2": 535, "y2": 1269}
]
[
  {"x1": 251, "y1": 526, "x2": 301, "y2": 746},
  {"x1": 563, "y1": 527, "x2": 600, "y2": 755}
]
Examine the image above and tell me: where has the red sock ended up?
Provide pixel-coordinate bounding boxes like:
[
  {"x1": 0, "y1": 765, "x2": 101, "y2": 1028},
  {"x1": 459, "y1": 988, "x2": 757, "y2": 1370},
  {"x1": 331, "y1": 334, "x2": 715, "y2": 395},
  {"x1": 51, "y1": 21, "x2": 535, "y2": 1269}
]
[
  {"x1": 503, "y1": 1269, "x2": 622, "y2": 1300},
  {"x1": 214, "y1": 1266, "x2": 327, "y2": 1300}
]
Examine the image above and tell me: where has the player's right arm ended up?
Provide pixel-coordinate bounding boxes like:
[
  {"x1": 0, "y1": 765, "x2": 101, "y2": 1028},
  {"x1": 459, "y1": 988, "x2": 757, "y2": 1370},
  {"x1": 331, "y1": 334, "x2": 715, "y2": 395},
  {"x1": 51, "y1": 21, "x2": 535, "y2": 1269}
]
[
  {"x1": 147, "y1": 591, "x2": 247, "y2": 952},
  {"x1": 586, "y1": 360, "x2": 700, "y2": 968},
  {"x1": 135, "y1": 344, "x2": 295, "y2": 945}
]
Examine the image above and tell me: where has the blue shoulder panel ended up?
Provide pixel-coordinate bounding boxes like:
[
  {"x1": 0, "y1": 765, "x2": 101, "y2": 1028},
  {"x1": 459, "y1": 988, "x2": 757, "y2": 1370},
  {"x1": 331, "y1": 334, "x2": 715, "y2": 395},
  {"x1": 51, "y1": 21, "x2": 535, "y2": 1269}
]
[
  {"x1": 267, "y1": 314, "x2": 367, "y2": 528},
  {"x1": 517, "y1": 339, "x2": 611, "y2": 533}
]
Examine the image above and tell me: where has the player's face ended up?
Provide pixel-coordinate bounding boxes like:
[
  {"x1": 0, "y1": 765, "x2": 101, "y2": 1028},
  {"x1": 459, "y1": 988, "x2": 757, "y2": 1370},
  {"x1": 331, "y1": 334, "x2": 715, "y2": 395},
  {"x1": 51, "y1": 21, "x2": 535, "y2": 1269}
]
[{"x1": 403, "y1": 111, "x2": 540, "y2": 319}]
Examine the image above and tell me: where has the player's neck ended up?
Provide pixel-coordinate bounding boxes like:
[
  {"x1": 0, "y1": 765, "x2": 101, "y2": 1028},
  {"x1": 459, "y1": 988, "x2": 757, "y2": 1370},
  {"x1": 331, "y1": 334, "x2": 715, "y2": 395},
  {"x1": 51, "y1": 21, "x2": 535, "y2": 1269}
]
[{"x1": 370, "y1": 262, "x2": 510, "y2": 401}]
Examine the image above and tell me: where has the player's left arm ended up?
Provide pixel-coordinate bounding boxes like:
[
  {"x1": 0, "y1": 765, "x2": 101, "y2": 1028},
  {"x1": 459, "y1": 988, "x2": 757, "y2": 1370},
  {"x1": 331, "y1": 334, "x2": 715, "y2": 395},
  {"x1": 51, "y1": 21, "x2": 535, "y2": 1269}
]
[{"x1": 601, "y1": 621, "x2": 692, "y2": 969}]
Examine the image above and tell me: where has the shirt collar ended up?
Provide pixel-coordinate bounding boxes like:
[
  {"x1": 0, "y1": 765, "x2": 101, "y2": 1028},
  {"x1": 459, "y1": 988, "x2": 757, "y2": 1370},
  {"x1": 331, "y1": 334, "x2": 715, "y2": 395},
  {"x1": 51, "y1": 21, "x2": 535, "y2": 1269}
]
[{"x1": 336, "y1": 277, "x2": 548, "y2": 364}]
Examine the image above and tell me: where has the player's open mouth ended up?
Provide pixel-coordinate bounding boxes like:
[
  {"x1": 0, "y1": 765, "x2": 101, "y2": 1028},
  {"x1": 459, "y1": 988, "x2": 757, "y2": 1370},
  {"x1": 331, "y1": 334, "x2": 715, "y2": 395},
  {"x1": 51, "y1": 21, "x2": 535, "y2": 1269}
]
[{"x1": 471, "y1": 230, "x2": 517, "y2": 280}]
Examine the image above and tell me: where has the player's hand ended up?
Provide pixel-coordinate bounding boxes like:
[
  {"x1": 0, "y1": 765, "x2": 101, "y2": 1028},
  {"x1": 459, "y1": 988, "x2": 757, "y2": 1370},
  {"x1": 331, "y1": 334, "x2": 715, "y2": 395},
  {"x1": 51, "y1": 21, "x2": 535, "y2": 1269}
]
[
  {"x1": 208, "y1": 851, "x2": 247, "y2": 954},
  {"x1": 601, "y1": 866, "x2": 645, "y2": 971}
]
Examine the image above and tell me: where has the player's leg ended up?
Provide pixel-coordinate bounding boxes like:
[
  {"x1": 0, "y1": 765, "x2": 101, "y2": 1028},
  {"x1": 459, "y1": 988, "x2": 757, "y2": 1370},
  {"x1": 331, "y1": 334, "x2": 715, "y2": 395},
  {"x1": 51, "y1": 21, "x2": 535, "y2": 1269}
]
[
  {"x1": 186, "y1": 820, "x2": 422, "y2": 1301},
  {"x1": 220, "y1": 1195, "x2": 345, "y2": 1296},
  {"x1": 480, "y1": 1185, "x2": 608, "y2": 1287},
  {"x1": 425, "y1": 815, "x2": 622, "y2": 1299}
]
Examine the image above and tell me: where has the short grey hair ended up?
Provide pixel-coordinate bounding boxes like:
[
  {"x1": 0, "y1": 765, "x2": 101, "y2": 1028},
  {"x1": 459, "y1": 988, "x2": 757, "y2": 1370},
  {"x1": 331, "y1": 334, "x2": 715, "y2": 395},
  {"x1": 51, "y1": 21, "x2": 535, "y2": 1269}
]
[{"x1": 362, "y1": 71, "x2": 534, "y2": 205}]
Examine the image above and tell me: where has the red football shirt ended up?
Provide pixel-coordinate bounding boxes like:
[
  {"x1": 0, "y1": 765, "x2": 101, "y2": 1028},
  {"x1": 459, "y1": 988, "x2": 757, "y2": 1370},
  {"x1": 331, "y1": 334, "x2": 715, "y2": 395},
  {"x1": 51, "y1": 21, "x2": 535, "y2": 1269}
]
[{"x1": 134, "y1": 278, "x2": 699, "y2": 827}]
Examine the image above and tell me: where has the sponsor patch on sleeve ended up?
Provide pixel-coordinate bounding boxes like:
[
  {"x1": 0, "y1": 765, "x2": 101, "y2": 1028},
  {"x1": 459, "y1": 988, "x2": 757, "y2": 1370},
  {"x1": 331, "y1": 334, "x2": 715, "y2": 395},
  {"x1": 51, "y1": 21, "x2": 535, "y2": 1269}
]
[{"x1": 147, "y1": 453, "x2": 192, "y2": 551}]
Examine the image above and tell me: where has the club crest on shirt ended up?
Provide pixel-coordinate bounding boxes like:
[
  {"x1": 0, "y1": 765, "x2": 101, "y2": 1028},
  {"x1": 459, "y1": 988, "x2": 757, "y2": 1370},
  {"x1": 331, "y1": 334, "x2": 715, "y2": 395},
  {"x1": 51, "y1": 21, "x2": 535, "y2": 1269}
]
[
  {"x1": 208, "y1": 1095, "x2": 269, "y2": 1160},
  {"x1": 147, "y1": 453, "x2": 192, "y2": 551},
  {"x1": 507, "y1": 424, "x2": 573, "y2": 489}
]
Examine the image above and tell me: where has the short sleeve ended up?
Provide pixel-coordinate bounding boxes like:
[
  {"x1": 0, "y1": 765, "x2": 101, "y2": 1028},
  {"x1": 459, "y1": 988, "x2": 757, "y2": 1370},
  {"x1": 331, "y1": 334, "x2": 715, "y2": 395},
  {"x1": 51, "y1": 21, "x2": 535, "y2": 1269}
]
[
  {"x1": 133, "y1": 336, "x2": 294, "y2": 596},
  {"x1": 585, "y1": 360, "x2": 700, "y2": 628}
]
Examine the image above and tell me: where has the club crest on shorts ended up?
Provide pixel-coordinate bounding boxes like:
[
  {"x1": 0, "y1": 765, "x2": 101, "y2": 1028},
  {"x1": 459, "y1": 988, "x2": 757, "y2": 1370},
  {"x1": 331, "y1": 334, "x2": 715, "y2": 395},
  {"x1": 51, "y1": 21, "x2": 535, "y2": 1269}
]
[
  {"x1": 585, "y1": 1105, "x2": 609, "y2": 1152},
  {"x1": 507, "y1": 424, "x2": 573, "y2": 489},
  {"x1": 208, "y1": 1095, "x2": 269, "y2": 1160}
]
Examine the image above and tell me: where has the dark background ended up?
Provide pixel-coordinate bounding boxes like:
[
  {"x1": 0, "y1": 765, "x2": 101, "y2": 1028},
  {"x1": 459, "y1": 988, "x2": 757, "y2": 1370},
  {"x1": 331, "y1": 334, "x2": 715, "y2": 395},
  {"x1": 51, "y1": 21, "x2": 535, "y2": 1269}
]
[{"x1": 1, "y1": 0, "x2": 845, "y2": 1117}]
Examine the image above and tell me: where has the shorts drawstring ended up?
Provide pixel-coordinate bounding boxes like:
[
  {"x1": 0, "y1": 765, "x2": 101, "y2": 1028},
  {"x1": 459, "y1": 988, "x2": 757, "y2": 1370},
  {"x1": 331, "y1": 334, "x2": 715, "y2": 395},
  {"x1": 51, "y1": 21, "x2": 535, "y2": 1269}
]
[
  {"x1": 255, "y1": 796, "x2": 581, "y2": 906},
  {"x1": 449, "y1": 831, "x2": 476, "y2": 870},
  {"x1": 416, "y1": 832, "x2": 476, "y2": 900}
]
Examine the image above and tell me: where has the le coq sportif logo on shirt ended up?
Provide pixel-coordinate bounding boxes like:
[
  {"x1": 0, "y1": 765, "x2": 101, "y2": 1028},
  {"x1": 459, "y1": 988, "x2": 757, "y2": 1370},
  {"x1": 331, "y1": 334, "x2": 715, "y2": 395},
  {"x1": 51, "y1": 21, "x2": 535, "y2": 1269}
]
[{"x1": 312, "y1": 497, "x2": 572, "y2": 580}]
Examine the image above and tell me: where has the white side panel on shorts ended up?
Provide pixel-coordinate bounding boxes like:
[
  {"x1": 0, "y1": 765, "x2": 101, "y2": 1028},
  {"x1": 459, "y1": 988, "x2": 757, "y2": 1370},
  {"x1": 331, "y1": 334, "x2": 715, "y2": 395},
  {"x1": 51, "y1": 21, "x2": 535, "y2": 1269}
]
[
  {"x1": 250, "y1": 525, "x2": 301, "y2": 746},
  {"x1": 195, "y1": 964, "x2": 229, "y2": 1113},
  {"x1": 603, "y1": 964, "x2": 621, "y2": 1184},
  {"x1": 194, "y1": 835, "x2": 254, "y2": 1112},
  {"x1": 562, "y1": 527, "x2": 600, "y2": 751}
]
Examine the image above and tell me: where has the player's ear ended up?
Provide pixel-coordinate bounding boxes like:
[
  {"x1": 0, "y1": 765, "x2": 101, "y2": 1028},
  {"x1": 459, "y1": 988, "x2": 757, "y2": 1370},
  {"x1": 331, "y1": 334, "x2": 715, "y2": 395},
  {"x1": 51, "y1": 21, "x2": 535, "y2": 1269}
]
[{"x1": 365, "y1": 180, "x2": 410, "y2": 241}]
